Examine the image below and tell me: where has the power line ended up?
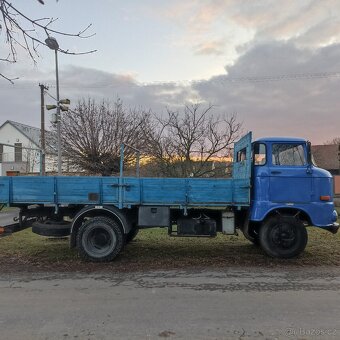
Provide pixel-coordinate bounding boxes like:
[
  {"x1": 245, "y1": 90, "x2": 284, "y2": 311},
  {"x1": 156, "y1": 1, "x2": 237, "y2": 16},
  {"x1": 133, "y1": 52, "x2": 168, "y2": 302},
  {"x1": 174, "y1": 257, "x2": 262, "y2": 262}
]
[
  {"x1": 1, "y1": 71, "x2": 340, "y2": 90},
  {"x1": 44, "y1": 90, "x2": 57, "y2": 101},
  {"x1": 218, "y1": 71, "x2": 340, "y2": 83}
]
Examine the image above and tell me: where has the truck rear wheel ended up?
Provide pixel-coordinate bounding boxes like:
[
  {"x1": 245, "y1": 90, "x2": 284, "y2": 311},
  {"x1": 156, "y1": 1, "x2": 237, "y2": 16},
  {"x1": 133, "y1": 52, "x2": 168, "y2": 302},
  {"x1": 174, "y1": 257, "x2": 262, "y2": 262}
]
[
  {"x1": 259, "y1": 216, "x2": 308, "y2": 258},
  {"x1": 77, "y1": 217, "x2": 124, "y2": 262}
]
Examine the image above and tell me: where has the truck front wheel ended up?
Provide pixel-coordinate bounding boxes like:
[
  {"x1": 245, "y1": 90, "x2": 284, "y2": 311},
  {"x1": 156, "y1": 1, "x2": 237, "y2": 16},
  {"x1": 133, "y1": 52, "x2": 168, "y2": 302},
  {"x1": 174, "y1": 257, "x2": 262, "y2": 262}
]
[
  {"x1": 259, "y1": 216, "x2": 308, "y2": 258},
  {"x1": 77, "y1": 217, "x2": 124, "y2": 262}
]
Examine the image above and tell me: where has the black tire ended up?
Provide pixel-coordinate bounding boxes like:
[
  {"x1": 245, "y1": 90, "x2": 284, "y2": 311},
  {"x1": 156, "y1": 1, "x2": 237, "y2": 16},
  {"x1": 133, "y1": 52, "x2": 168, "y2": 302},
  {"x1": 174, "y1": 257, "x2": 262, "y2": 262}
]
[
  {"x1": 245, "y1": 233, "x2": 260, "y2": 246},
  {"x1": 32, "y1": 220, "x2": 71, "y2": 237},
  {"x1": 259, "y1": 216, "x2": 308, "y2": 258},
  {"x1": 77, "y1": 217, "x2": 124, "y2": 262},
  {"x1": 243, "y1": 223, "x2": 260, "y2": 246},
  {"x1": 125, "y1": 227, "x2": 139, "y2": 244}
]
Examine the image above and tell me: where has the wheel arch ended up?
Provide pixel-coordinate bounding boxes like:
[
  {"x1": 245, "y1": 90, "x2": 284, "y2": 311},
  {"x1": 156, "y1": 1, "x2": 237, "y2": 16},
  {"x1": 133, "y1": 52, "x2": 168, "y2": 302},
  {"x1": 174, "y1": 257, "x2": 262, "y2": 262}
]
[
  {"x1": 245, "y1": 207, "x2": 312, "y2": 238},
  {"x1": 261, "y1": 207, "x2": 312, "y2": 225},
  {"x1": 70, "y1": 205, "x2": 132, "y2": 248}
]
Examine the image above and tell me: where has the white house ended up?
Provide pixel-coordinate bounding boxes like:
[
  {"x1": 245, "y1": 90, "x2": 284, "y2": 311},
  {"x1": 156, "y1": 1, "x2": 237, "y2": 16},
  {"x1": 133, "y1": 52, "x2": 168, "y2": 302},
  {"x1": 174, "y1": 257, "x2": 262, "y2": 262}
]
[{"x1": 0, "y1": 120, "x2": 57, "y2": 176}]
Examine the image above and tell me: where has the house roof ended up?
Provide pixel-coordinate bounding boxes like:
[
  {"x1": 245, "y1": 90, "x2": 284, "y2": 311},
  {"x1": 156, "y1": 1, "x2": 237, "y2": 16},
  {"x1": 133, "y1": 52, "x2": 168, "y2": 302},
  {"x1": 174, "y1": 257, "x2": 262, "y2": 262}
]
[
  {"x1": 0, "y1": 120, "x2": 41, "y2": 147},
  {"x1": 0, "y1": 120, "x2": 56, "y2": 153},
  {"x1": 312, "y1": 144, "x2": 340, "y2": 170}
]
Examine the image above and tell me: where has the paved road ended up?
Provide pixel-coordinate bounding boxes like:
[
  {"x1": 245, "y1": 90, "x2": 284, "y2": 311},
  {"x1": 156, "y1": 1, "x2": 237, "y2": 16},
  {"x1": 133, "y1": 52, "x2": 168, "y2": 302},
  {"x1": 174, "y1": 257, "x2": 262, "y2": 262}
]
[
  {"x1": 0, "y1": 209, "x2": 19, "y2": 226},
  {"x1": 0, "y1": 267, "x2": 340, "y2": 339}
]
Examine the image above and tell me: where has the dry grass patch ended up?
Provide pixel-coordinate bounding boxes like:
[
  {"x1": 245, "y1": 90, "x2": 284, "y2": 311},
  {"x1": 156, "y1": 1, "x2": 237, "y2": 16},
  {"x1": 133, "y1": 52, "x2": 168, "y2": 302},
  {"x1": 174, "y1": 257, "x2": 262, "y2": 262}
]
[{"x1": 1, "y1": 221, "x2": 340, "y2": 273}]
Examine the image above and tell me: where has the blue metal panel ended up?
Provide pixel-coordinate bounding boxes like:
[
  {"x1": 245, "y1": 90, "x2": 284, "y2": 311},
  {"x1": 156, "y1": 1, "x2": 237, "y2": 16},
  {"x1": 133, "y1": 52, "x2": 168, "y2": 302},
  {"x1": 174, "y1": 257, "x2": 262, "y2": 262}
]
[
  {"x1": 102, "y1": 177, "x2": 119, "y2": 204},
  {"x1": 0, "y1": 177, "x2": 10, "y2": 204},
  {"x1": 233, "y1": 132, "x2": 252, "y2": 179},
  {"x1": 57, "y1": 177, "x2": 102, "y2": 204},
  {"x1": 233, "y1": 178, "x2": 251, "y2": 204},
  {"x1": 11, "y1": 177, "x2": 54, "y2": 203},
  {"x1": 187, "y1": 179, "x2": 233, "y2": 204},
  {"x1": 1, "y1": 175, "x2": 251, "y2": 207},
  {"x1": 250, "y1": 200, "x2": 337, "y2": 227},
  {"x1": 255, "y1": 137, "x2": 306, "y2": 143},
  {"x1": 140, "y1": 177, "x2": 250, "y2": 206},
  {"x1": 123, "y1": 178, "x2": 141, "y2": 204},
  {"x1": 141, "y1": 178, "x2": 187, "y2": 205}
]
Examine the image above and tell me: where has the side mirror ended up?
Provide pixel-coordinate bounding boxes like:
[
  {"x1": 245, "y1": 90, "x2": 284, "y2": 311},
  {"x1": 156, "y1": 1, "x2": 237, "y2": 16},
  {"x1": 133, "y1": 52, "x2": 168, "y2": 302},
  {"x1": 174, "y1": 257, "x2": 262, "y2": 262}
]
[
  {"x1": 307, "y1": 141, "x2": 312, "y2": 164},
  {"x1": 306, "y1": 141, "x2": 313, "y2": 174}
]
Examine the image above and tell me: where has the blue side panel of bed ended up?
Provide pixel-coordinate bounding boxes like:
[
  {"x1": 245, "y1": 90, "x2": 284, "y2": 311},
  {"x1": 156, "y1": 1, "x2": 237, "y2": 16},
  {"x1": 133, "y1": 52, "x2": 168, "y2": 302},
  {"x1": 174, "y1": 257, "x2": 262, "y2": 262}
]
[{"x1": 0, "y1": 176, "x2": 250, "y2": 207}]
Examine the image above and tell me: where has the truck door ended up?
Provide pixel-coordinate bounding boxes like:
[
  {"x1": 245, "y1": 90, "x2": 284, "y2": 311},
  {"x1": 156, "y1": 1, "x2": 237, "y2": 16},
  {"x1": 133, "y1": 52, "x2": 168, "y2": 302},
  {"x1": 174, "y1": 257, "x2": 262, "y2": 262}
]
[
  {"x1": 233, "y1": 132, "x2": 252, "y2": 204},
  {"x1": 268, "y1": 142, "x2": 312, "y2": 203},
  {"x1": 233, "y1": 132, "x2": 252, "y2": 179}
]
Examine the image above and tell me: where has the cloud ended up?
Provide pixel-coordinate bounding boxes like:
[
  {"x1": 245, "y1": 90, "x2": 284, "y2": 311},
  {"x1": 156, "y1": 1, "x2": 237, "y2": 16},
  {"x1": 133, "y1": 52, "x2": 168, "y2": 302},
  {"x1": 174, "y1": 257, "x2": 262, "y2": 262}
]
[
  {"x1": 160, "y1": 0, "x2": 340, "y2": 59},
  {"x1": 0, "y1": 64, "x2": 198, "y2": 130},
  {"x1": 1, "y1": 41, "x2": 340, "y2": 145},
  {"x1": 194, "y1": 40, "x2": 225, "y2": 56},
  {"x1": 193, "y1": 42, "x2": 340, "y2": 144}
]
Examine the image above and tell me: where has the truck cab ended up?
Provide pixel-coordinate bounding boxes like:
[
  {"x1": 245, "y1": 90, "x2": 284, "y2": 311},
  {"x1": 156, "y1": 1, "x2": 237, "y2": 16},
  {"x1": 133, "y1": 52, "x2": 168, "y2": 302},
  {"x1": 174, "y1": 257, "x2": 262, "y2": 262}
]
[{"x1": 243, "y1": 137, "x2": 338, "y2": 257}]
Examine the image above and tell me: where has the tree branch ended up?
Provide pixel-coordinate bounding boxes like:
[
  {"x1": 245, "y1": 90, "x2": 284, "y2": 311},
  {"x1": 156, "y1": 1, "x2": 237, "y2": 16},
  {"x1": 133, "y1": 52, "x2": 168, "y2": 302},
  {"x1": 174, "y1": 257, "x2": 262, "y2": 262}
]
[{"x1": 0, "y1": 0, "x2": 96, "y2": 82}]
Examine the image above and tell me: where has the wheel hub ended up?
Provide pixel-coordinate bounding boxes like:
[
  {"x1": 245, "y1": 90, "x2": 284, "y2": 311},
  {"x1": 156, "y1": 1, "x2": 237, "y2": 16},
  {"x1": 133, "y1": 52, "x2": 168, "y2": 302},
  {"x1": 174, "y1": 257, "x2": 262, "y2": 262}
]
[
  {"x1": 83, "y1": 225, "x2": 116, "y2": 257},
  {"x1": 271, "y1": 223, "x2": 296, "y2": 249},
  {"x1": 93, "y1": 231, "x2": 110, "y2": 247}
]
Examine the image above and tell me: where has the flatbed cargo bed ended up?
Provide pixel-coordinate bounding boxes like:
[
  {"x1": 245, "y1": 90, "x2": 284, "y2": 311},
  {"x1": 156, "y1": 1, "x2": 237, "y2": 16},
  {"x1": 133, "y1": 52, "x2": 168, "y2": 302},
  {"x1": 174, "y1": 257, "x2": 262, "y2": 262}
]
[{"x1": 0, "y1": 176, "x2": 250, "y2": 208}]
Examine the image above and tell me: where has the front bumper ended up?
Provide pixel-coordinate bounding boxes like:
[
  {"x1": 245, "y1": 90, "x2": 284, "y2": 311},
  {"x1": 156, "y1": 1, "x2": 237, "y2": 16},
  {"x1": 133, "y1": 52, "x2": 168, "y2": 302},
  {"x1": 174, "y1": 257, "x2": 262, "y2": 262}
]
[{"x1": 323, "y1": 222, "x2": 340, "y2": 234}]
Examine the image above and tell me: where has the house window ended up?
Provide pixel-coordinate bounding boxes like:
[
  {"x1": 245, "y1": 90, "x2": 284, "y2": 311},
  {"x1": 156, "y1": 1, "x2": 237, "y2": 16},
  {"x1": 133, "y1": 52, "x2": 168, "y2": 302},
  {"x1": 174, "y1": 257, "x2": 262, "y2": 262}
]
[
  {"x1": 14, "y1": 143, "x2": 22, "y2": 162},
  {"x1": 0, "y1": 144, "x2": 3, "y2": 163}
]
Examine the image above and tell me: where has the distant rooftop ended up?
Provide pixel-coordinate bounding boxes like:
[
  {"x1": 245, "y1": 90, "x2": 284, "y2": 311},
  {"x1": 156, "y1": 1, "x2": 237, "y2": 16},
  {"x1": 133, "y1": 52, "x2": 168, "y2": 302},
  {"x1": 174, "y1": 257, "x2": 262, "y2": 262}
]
[
  {"x1": 6, "y1": 120, "x2": 41, "y2": 147},
  {"x1": 0, "y1": 120, "x2": 55, "y2": 152},
  {"x1": 312, "y1": 144, "x2": 340, "y2": 171}
]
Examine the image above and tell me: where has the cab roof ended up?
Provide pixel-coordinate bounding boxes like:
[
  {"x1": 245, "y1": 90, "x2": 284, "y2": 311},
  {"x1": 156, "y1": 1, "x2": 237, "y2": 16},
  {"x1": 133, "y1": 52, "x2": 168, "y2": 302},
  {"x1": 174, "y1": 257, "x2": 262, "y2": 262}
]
[{"x1": 254, "y1": 137, "x2": 307, "y2": 143}]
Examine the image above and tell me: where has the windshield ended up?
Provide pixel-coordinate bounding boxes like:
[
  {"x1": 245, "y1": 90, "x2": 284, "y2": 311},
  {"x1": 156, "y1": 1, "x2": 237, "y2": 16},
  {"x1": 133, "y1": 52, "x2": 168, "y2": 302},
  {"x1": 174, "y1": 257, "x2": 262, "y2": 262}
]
[{"x1": 272, "y1": 143, "x2": 306, "y2": 166}]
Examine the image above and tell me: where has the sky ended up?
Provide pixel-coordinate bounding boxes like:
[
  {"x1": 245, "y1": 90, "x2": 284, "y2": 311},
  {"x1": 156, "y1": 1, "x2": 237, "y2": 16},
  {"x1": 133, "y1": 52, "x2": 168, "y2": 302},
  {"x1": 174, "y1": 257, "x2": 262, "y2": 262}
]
[{"x1": 0, "y1": 0, "x2": 340, "y2": 144}]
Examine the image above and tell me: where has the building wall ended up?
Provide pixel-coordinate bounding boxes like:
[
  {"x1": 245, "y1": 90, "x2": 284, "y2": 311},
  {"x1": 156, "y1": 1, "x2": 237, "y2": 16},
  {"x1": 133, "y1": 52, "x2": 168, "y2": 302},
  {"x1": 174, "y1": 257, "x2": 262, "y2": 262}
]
[
  {"x1": 0, "y1": 123, "x2": 41, "y2": 175},
  {"x1": 334, "y1": 176, "x2": 340, "y2": 195}
]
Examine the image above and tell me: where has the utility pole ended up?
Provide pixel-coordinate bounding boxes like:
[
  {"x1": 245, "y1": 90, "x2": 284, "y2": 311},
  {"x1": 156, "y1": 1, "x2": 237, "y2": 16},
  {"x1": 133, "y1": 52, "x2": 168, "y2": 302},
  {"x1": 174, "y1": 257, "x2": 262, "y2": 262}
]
[{"x1": 39, "y1": 83, "x2": 49, "y2": 176}]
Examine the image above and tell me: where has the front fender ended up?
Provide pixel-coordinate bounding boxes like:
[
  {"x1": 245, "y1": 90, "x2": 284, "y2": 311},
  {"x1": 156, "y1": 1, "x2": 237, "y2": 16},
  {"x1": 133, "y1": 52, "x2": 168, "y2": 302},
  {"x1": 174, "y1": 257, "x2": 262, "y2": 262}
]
[{"x1": 250, "y1": 200, "x2": 336, "y2": 227}]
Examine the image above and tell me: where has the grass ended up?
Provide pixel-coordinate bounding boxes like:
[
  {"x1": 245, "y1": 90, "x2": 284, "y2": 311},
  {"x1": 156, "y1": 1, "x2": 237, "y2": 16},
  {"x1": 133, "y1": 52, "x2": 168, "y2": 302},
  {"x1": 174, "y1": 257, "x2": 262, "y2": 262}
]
[
  {"x1": 1, "y1": 221, "x2": 340, "y2": 272},
  {"x1": 0, "y1": 206, "x2": 17, "y2": 213}
]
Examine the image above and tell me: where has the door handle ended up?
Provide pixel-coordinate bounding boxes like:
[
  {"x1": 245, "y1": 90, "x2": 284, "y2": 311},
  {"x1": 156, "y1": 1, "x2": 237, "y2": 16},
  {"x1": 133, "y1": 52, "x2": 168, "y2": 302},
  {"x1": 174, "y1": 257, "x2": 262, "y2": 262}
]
[{"x1": 271, "y1": 171, "x2": 281, "y2": 175}]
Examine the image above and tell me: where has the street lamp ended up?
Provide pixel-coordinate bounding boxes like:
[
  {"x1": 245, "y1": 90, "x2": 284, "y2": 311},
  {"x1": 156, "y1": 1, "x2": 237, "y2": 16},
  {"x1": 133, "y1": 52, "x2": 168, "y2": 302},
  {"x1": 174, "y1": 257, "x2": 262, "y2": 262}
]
[{"x1": 45, "y1": 36, "x2": 62, "y2": 175}]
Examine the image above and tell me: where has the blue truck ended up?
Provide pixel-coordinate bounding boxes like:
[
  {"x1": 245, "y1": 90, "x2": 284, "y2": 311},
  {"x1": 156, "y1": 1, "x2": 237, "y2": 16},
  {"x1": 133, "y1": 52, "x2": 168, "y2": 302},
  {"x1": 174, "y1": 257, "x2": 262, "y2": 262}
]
[{"x1": 0, "y1": 132, "x2": 338, "y2": 261}]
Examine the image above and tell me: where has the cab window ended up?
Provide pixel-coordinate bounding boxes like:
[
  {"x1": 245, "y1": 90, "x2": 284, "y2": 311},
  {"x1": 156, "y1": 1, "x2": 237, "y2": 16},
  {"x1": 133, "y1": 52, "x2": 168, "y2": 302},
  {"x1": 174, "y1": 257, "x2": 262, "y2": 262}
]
[
  {"x1": 272, "y1": 144, "x2": 306, "y2": 166},
  {"x1": 237, "y1": 148, "x2": 247, "y2": 162},
  {"x1": 253, "y1": 143, "x2": 266, "y2": 165}
]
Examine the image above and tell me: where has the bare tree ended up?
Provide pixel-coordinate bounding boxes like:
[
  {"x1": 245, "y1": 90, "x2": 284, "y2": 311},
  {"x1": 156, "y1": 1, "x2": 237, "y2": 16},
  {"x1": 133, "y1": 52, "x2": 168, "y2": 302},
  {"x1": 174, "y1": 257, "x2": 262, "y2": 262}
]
[
  {"x1": 23, "y1": 142, "x2": 40, "y2": 174},
  {"x1": 324, "y1": 137, "x2": 340, "y2": 145},
  {"x1": 0, "y1": 0, "x2": 96, "y2": 83},
  {"x1": 144, "y1": 103, "x2": 242, "y2": 178},
  {"x1": 57, "y1": 98, "x2": 151, "y2": 176}
]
